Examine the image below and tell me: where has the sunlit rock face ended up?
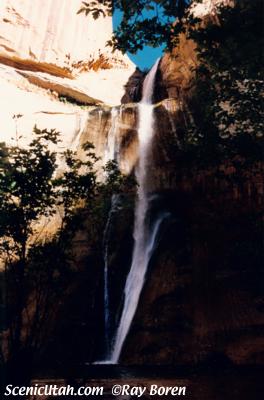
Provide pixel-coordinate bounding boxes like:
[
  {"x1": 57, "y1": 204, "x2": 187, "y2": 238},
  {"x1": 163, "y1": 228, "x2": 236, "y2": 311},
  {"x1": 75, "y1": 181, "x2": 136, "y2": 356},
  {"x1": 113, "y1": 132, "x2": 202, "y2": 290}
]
[
  {"x1": 0, "y1": 0, "x2": 136, "y2": 260},
  {"x1": 157, "y1": 34, "x2": 197, "y2": 102},
  {"x1": 79, "y1": 104, "x2": 139, "y2": 176},
  {"x1": 0, "y1": 0, "x2": 112, "y2": 66},
  {"x1": 0, "y1": 0, "x2": 137, "y2": 173},
  {"x1": 0, "y1": 0, "x2": 135, "y2": 114},
  {"x1": 157, "y1": 0, "x2": 234, "y2": 102},
  {"x1": 76, "y1": 99, "x2": 181, "y2": 179},
  {"x1": 0, "y1": 64, "x2": 87, "y2": 149},
  {"x1": 190, "y1": 0, "x2": 233, "y2": 17}
]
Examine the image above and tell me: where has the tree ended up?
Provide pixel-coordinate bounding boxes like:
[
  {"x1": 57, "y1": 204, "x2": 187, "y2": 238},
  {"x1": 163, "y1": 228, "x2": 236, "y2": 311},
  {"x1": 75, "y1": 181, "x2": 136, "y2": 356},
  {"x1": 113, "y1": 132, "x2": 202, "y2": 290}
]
[
  {"x1": 0, "y1": 126, "x2": 59, "y2": 270},
  {"x1": 0, "y1": 128, "x2": 101, "y2": 381},
  {"x1": 0, "y1": 126, "x2": 135, "y2": 382},
  {"x1": 78, "y1": 0, "x2": 190, "y2": 53},
  {"x1": 0, "y1": 127, "x2": 104, "y2": 269},
  {"x1": 185, "y1": 0, "x2": 264, "y2": 164},
  {"x1": 0, "y1": 126, "x2": 60, "y2": 381}
]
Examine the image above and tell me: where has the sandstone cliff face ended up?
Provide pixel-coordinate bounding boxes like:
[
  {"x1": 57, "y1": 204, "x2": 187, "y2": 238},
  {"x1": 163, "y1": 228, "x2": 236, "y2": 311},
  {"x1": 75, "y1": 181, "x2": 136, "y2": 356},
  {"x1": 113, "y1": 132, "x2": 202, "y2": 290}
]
[
  {"x1": 76, "y1": 98, "x2": 182, "y2": 179},
  {"x1": 78, "y1": 104, "x2": 139, "y2": 176},
  {"x1": 0, "y1": 0, "x2": 135, "y2": 155},
  {"x1": 123, "y1": 161, "x2": 264, "y2": 366},
  {"x1": 157, "y1": 0, "x2": 234, "y2": 102},
  {"x1": 157, "y1": 35, "x2": 197, "y2": 102},
  {"x1": 190, "y1": 0, "x2": 233, "y2": 17},
  {"x1": 119, "y1": 3, "x2": 264, "y2": 366},
  {"x1": 0, "y1": 0, "x2": 135, "y2": 81},
  {"x1": 0, "y1": 0, "x2": 112, "y2": 67},
  {"x1": 41, "y1": 78, "x2": 264, "y2": 368}
]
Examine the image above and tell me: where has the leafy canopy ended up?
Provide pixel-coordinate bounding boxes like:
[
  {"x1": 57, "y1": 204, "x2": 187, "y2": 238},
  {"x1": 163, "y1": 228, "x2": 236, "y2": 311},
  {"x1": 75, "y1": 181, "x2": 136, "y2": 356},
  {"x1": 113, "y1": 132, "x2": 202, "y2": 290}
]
[
  {"x1": 0, "y1": 124, "x2": 135, "y2": 367},
  {"x1": 184, "y1": 0, "x2": 264, "y2": 164},
  {"x1": 0, "y1": 126, "x2": 102, "y2": 263},
  {"x1": 78, "y1": 0, "x2": 190, "y2": 53},
  {"x1": 0, "y1": 127, "x2": 59, "y2": 259}
]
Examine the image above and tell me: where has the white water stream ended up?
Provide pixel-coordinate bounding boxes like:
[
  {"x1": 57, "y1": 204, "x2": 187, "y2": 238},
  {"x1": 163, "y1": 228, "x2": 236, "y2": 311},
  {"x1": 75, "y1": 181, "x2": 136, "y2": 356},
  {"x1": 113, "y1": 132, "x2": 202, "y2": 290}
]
[
  {"x1": 109, "y1": 58, "x2": 162, "y2": 363},
  {"x1": 103, "y1": 107, "x2": 119, "y2": 165},
  {"x1": 102, "y1": 194, "x2": 122, "y2": 358}
]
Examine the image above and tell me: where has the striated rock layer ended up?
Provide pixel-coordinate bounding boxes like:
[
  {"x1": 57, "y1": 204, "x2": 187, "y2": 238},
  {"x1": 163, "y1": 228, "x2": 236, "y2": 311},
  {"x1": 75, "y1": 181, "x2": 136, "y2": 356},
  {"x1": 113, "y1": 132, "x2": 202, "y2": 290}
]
[
  {"x1": 0, "y1": 0, "x2": 136, "y2": 144},
  {"x1": 0, "y1": 0, "x2": 113, "y2": 67},
  {"x1": 0, "y1": 0, "x2": 137, "y2": 211}
]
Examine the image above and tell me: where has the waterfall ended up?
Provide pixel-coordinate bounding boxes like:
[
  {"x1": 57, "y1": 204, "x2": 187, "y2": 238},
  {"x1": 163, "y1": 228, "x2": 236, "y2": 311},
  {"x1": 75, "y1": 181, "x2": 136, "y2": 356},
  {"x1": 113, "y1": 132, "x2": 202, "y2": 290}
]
[
  {"x1": 109, "y1": 58, "x2": 161, "y2": 363},
  {"x1": 103, "y1": 203, "x2": 113, "y2": 358},
  {"x1": 103, "y1": 107, "x2": 119, "y2": 165},
  {"x1": 102, "y1": 108, "x2": 121, "y2": 347},
  {"x1": 102, "y1": 194, "x2": 122, "y2": 358},
  {"x1": 96, "y1": 107, "x2": 120, "y2": 364},
  {"x1": 71, "y1": 111, "x2": 88, "y2": 150}
]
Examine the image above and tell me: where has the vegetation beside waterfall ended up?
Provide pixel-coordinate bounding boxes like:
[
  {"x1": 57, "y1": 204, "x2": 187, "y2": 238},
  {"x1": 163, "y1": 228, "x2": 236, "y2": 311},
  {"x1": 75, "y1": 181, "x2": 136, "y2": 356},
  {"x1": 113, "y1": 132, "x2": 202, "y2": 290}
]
[
  {"x1": 184, "y1": 0, "x2": 263, "y2": 165},
  {"x1": 78, "y1": 0, "x2": 190, "y2": 53},
  {"x1": 82, "y1": 0, "x2": 263, "y2": 167},
  {"x1": 0, "y1": 127, "x2": 135, "y2": 380}
]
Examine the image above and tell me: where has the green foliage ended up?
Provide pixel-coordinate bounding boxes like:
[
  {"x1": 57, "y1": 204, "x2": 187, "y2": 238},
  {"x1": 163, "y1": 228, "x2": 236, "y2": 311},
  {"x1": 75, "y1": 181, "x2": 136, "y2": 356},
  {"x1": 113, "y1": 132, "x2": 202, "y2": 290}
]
[
  {"x1": 0, "y1": 125, "x2": 135, "y2": 267},
  {"x1": 103, "y1": 159, "x2": 137, "y2": 194},
  {"x1": 190, "y1": 0, "x2": 263, "y2": 77},
  {"x1": 76, "y1": 159, "x2": 136, "y2": 253},
  {"x1": 80, "y1": 1, "x2": 263, "y2": 169},
  {"x1": 0, "y1": 123, "x2": 134, "y2": 264},
  {"x1": 0, "y1": 125, "x2": 134, "y2": 368},
  {"x1": 179, "y1": 0, "x2": 264, "y2": 167},
  {"x1": 55, "y1": 142, "x2": 99, "y2": 223},
  {"x1": 0, "y1": 126, "x2": 59, "y2": 260},
  {"x1": 77, "y1": 0, "x2": 112, "y2": 19},
  {"x1": 78, "y1": 0, "x2": 189, "y2": 53},
  {"x1": 0, "y1": 129, "x2": 111, "y2": 263}
]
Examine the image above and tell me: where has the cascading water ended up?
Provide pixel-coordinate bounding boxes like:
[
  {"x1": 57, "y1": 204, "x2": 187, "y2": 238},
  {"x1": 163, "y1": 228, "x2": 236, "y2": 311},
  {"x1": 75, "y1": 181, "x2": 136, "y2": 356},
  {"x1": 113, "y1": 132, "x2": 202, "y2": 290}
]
[
  {"x1": 102, "y1": 194, "x2": 122, "y2": 358},
  {"x1": 103, "y1": 107, "x2": 119, "y2": 165},
  {"x1": 109, "y1": 58, "x2": 162, "y2": 363},
  {"x1": 102, "y1": 108, "x2": 119, "y2": 351},
  {"x1": 71, "y1": 112, "x2": 88, "y2": 150},
  {"x1": 95, "y1": 107, "x2": 121, "y2": 364}
]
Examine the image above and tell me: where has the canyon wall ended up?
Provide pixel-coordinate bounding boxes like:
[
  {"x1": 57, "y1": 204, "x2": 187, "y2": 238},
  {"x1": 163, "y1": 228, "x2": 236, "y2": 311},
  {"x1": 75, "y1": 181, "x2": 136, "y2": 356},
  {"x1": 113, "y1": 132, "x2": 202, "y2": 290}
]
[
  {"x1": 0, "y1": 0, "x2": 135, "y2": 154},
  {"x1": 43, "y1": 83, "x2": 264, "y2": 367},
  {"x1": 0, "y1": 0, "x2": 113, "y2": 67},
  {"x1": 191, "y1": 0, "x2": 234, "y2": 17},
  {"x1": 122, "y1": 104, "x2": 264, "y2": 365}
]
